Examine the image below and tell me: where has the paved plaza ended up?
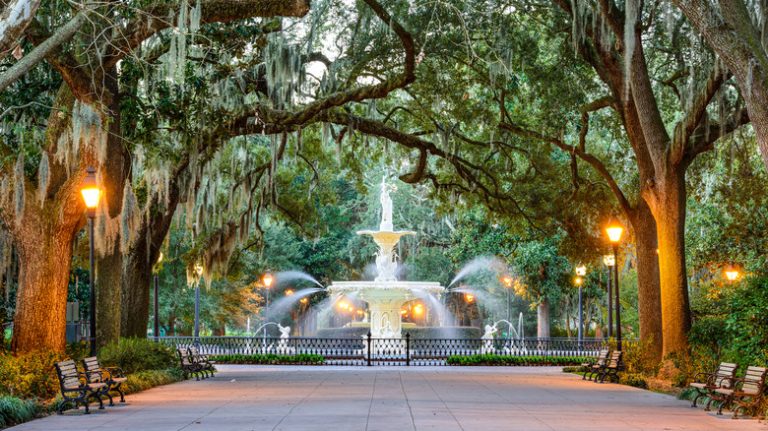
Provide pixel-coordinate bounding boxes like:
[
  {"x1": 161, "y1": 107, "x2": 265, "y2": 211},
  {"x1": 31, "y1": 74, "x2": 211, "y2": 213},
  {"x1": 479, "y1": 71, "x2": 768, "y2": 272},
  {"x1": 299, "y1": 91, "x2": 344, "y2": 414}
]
[{"x1": 10, "y1": 365, "x2": 766, "y2": 431}]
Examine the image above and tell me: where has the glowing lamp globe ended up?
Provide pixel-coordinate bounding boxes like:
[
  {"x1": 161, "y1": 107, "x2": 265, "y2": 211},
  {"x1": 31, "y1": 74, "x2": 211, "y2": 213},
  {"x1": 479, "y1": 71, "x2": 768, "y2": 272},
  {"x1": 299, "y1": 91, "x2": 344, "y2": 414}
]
[
  {"x1": 500, "y1": 275, "x2": 514, "y2": 288},
  {"x1": 606, "y1": 221, "x2": 624, "y2": 243},
  {"x1": 194, "y1": 263, "x2": 204, "y2": 277},
  {"x1": 262, "y1": 272, "x2": 274, "y2": 288},
  {"x1": 575, "y1": 265, "x2": 587, "y2": 276},
  {"x1": 574, "y1": 276, "x2": 584, "y2": 286},
  {"x1": 724, "y1": 266, "x2": 740, "y2": 282},
  {"x1": 81, "y1": 167, "x2": 101, "y2": 214}
]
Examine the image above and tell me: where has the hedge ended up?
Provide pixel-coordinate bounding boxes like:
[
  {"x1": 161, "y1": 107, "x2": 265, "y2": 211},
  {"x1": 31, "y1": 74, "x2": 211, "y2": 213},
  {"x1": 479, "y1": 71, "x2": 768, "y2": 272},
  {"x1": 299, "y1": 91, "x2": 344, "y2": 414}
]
[
  {"x1": 210, "y1": 354, "x2": 324, "y2": 365},
  {"x1": 446, "y1": 355, "x2": 590, "y2": 366}
]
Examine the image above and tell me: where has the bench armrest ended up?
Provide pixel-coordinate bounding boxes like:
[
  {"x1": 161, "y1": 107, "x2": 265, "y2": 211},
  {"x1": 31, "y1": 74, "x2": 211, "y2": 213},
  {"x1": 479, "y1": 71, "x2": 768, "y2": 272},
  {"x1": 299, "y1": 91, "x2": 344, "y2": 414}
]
[
  {"x1": 692, "y1": 372, "x2": 715, "y2": 384},
  {"x1": 104, "y1": 366, "x2": 126, "y2": 378}
]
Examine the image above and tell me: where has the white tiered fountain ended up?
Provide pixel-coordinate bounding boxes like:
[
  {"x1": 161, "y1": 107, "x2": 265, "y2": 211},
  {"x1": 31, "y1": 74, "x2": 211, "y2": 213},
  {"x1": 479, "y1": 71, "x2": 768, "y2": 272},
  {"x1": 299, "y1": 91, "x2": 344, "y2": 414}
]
[{"x1": 328, "y1": 177, "x2": 444, "y2": 339}]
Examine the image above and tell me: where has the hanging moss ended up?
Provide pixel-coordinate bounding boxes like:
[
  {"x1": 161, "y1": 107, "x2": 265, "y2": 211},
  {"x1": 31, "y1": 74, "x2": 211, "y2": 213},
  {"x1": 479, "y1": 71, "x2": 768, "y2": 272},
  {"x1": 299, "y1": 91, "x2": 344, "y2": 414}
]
[
  {"x1": 36, "y1": 152, "x2": 50, "y2": 207},
  {"x1": 13, "y1": 153, "x2": 25, "y2": 224}
]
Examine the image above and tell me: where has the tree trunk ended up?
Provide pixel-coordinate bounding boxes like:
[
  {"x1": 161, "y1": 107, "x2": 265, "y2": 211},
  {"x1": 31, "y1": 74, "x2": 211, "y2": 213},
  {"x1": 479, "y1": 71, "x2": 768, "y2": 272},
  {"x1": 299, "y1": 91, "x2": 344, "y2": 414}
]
[
  {"x1": 11, "y1": 225, "x2": 76, "y2": 353},
  {"x1": 120, "y1": 240, "x2": 152, "y2": 337},
  {"x1": 95, "y1": 65, "x2": 129, "y2": 346},
  {"x1": 96, "y1": 241, "x2": 122, "y2": 348},
  {"x1": 648, "y1": 173, "x2": 692, "y2": 356},
  {"x1": 630, "y1": 201, "x2": 663, "y2": 361},
  {"x1": 537, "y1": 299, "x2": 550, "y2": 338}
]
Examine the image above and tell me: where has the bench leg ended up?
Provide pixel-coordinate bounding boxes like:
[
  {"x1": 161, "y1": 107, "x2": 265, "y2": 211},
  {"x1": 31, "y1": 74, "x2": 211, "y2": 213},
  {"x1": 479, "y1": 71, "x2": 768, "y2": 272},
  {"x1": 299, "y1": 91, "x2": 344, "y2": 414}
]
[
  {"x1": 90, "y1": 391, "x2": 105, "y2": 410},
  {"x1": 116, "y1": 384, "x2": 125, "y2": 403},
  {"x1": 57, "y1": 399, "x2": 70, "y2": 415},
  {"x1": 691, "y1": 390, "x2": 703, "y2": 407}
]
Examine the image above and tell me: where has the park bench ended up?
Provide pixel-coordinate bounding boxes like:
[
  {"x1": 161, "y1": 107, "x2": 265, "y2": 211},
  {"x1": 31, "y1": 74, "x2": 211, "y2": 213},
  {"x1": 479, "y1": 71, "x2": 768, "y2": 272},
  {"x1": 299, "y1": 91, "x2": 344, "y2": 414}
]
[
  {"x1": 188, "y1": 346, "x2": 217, "y2": 378},
  {"x1": 582, "y1": 349, "x2": 609, "y2": 381},
  {"x1": 688, "y1": 362, "x2": 737, "y2": 409},
  {"x1": 54, "y1": 359, "x2": 106, "y2": 414},
  {"x1": 596, "y1": 350, "x2": 623, "y2": 383},
  {"x1": 177, "y1": 348, "x2": 204, "y2": 380},
  {"x1": 714, "y1": 366, "x2": 767, "y2": 418},
  {"x1": 82, "y1": 356, "x2": 128, "y2": 406}
]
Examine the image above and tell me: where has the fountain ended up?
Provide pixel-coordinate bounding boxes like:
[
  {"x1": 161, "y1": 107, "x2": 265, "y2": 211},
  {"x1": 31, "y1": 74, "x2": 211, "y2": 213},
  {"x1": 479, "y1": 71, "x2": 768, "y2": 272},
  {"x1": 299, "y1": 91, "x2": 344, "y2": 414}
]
[{"x1": 328, "y1": 177, "x2": 445, "y2": 338}]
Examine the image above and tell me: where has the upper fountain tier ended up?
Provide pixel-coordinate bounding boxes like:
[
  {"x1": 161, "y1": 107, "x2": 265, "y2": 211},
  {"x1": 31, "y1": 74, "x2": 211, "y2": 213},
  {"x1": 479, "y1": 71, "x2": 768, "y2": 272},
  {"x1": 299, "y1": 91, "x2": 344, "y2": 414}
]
[{"x1": 356, "y1": 177, "x2": 416, "y2": 282}]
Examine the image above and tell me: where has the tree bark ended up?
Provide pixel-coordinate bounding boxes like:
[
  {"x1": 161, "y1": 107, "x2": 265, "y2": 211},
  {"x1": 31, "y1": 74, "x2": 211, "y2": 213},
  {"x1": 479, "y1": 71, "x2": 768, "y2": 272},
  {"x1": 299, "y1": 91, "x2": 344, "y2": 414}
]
[
  {"x1": 6, "y1": 86, "x2": 88, "y2": 354},
  {"x1": 629, "y1": 201, "x2": 663, "y2": 360},
  {"x1": 647, "y1": 173, "x2": 692, "y2": 356},
  {"x1": 11, "y1": 223, "x2": 76, "y2": 353},
  {"x1": 95, "y1": 65, "x2": 128, "y2": 347},
  {"x1": 0, "y1": 0, "x2": 42, "y2": 54},
  {"x1": 96, "y1": 241, "x2": 122, "y2": 348},
  {"x1": 537, "y1": 299, "x2": 550, "y2": 338},
  {"x1": 120, "y1": 237, "x2": 152, "y2": 337},
  {"x1": 120, "y1": 176, "x2": 181, "y2": 337}
]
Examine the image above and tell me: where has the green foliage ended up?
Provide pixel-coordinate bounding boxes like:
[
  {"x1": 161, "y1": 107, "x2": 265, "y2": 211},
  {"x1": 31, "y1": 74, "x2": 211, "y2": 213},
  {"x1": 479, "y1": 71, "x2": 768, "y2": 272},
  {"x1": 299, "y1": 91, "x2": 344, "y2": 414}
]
[
  {"x1": 122, "y1": 369, "x2": 184, "y2": 395},
  {"x1": 0, "y1": 396, "x2": 40, "y2": 428},
  {"x1": 98, "y1": 338, "x2": 176, "y2": 373},
  {"x1": 688, "y1": 276, "x2": 768, "y2": 373},
  {"x1": 619, "y1": 373, "x2": 649, "y2": 389},
  {"x1": 0, "y1": 350, "x2": 64, "y2": 399},
  {"x1": 210, "y1": 354, "x2": 324, "y2": 365},
  {"x1": 446, "y1": 355, "x2": 589, "y2": 366}
]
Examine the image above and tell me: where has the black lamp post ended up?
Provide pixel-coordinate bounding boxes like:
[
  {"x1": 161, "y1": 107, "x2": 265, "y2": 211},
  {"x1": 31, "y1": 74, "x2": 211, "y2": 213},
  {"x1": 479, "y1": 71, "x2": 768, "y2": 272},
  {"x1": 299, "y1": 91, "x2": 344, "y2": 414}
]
[
  {"x1": 153, "y1": 252, "x2": 163, "y2": 339},
  {"x1": 603, "y1": 254, "x2": 615, "y2": 338},
  {"x1": 574, "y1": 265, "x2": 586, "y2": 349},
  {"x1": 193, "y1": 263, "x2": 204, "y2": 341},
  {"x1": 80, "y1": 167, "x2": 101, "y2": 356},
  {"x1": 606, "y1": 220, "x2": 624, "y2": 351}
]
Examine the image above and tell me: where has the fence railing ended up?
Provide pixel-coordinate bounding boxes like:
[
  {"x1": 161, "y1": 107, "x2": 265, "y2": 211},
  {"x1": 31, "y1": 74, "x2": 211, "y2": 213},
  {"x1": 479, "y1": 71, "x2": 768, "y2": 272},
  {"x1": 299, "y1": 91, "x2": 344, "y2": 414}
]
[{"x1": 158, "y1": 335, "x2": 612, "y2": 366}]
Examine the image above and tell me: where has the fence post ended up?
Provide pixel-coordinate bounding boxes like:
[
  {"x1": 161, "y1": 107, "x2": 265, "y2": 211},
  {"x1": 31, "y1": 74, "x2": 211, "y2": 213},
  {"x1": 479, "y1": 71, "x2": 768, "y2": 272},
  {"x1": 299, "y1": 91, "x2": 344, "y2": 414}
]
[
  {"x1": 367, "y1": 332, "x2": 372, "y2": 367},
  {"x1": 405, "y1": 333, "x2": 411, "y2": 366}
]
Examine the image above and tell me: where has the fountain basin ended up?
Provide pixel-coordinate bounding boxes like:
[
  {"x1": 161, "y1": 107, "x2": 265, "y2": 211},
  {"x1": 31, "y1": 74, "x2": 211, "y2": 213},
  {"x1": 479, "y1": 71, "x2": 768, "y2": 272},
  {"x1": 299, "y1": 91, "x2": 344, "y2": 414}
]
[{"x1": 328, "y1": 281, "x2": 444, "y2": 338}]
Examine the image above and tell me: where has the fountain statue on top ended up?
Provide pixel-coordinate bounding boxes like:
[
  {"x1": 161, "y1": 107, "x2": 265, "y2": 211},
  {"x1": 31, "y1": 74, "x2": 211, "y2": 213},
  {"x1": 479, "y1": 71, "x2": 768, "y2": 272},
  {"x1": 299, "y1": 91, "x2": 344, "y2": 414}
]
[{"x1": 328, "y1": 176, "x2": 444, "y2": 339}]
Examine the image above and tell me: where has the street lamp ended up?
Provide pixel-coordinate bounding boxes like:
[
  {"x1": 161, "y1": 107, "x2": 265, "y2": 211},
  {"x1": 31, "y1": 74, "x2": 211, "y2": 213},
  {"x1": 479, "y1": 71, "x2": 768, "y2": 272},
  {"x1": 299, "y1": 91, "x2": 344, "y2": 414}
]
[
  {"x1": 261, "y1": 272, "x2": 273, "y2": 345},
  {"x1": 193, "y1": 262, "x2": 204, "y2": 340},
  {"x1": 80, "y1": 167, "x2": 101, "y2": 356},
  {"x1": 574, "y1": 265, "x2": 586, "y2": 348},
  {"x1": 602, "y1": 254, "x2": 615, "y2": 338},
  {"x1": 501, "y1": 275, "x2": 514, "y2": 323},
  {"x1": 153, "y1": 252, "x2": 163, "y2": 340},
  {"x1": 724, "y1": 264, "x2": 740, "y2": 282},
  {"x1": 606, "y1": 219, "x2": 624, "y2": 351}
]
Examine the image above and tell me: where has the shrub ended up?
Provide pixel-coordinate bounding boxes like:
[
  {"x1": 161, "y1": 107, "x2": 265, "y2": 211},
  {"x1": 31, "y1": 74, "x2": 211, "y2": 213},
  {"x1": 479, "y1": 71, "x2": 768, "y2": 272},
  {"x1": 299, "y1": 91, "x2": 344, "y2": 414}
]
[
  {"x1": 211, "y1": 354, "x2": 324, "y2": 365},
  {"x1": 0, "y1": 396, "x2": 39, "y2": 427},
  {"x1": 122, "y1": 369, "x2": 184, "y2": 394},
  {"x1": 98, "y1": 338, "x2": 176, "y2": 373},
  {"x1": 0, "y1": 350, "x2": 65, "y2": 400},
  {"x1": 446, "y1": 355, "x2": 590, "y2": 366},
  {"x1": 620, "y1": 373, "x2": 649, "y2": 389}
]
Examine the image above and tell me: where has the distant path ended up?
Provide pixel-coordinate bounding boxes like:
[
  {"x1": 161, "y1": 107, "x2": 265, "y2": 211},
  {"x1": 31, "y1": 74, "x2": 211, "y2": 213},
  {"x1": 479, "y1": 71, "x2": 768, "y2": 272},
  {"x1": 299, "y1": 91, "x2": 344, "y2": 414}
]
[{"x1": 9, "y1": 365, "x2": 766, "y2": 431}]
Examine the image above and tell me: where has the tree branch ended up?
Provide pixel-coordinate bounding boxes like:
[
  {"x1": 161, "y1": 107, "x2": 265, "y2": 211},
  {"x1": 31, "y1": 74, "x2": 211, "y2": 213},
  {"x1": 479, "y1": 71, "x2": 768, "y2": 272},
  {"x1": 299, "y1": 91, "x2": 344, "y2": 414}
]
[
  {"x1": 103, "y1": 0, "x2": 311, "y2": 67},
  {"x1": 0, "y1": 9, "x2": 90, "y2": 93},
  {"x1": 672, "y1": 66, "x2": 730, "y2": 164},
  {"x1": 498, "y1": 121, "x2": 633, "y2": 216}
]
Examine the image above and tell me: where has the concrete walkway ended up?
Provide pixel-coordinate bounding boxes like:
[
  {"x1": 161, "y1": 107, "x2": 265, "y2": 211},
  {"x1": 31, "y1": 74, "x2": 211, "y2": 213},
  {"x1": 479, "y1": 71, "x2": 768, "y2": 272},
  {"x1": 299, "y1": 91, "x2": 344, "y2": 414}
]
[{"x1": 9, "y1": 365, "x2": 766, "y2": 431}]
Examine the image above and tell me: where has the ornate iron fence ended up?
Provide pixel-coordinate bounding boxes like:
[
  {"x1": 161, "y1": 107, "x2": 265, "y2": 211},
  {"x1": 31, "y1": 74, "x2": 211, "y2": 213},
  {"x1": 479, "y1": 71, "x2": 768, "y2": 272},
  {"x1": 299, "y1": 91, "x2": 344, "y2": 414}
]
[{"x1": 158, "y1": 335, "x2": 614, "y2": 366}]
